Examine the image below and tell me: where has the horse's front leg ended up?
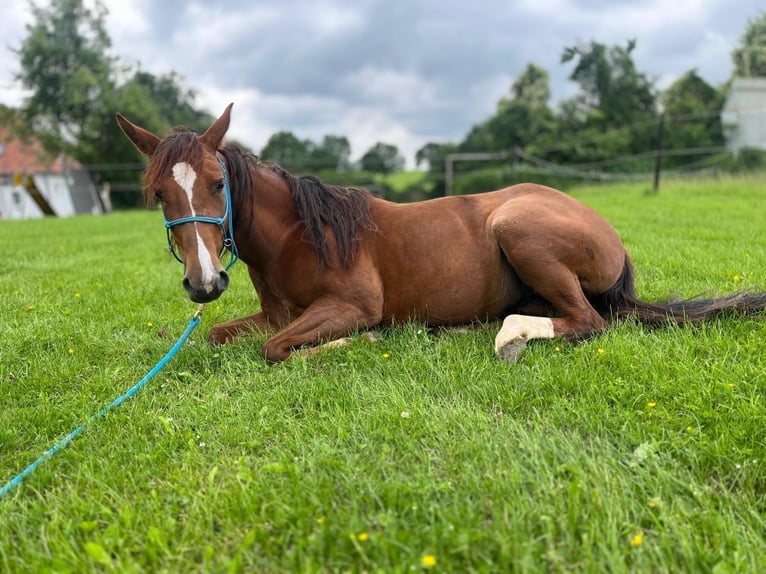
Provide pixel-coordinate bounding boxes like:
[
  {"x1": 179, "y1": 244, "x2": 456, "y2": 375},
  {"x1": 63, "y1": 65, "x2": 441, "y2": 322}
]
[
  {"x1": 262, "y1": 296, "x2": 382, "y2": 363},
  {"x1": 208, "y1": 311, "x2": 274, "y2": 345}
]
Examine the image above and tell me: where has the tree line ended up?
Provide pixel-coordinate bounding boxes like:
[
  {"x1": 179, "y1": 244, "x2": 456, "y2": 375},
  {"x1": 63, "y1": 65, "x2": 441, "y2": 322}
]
[{"x1": 3, "y1": 1, "x2": 766, "y2": 204}]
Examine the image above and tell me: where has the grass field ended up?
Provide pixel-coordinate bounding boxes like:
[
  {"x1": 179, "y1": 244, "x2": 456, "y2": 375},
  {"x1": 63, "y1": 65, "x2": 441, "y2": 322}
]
[{"x1": 1, "y1": 176, "x2": 765, "y2": 572}]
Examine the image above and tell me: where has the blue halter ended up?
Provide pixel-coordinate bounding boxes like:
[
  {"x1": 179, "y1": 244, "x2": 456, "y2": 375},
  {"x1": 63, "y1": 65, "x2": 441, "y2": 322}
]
[{"x1": 163, "y1": 155, "x2": 239, "y2": 271}]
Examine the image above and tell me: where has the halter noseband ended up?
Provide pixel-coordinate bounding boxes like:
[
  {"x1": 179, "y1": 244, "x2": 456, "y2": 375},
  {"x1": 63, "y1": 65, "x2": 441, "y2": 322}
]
[{"x1": 163, "y1": 155, "x2": 239, "y2": 271}]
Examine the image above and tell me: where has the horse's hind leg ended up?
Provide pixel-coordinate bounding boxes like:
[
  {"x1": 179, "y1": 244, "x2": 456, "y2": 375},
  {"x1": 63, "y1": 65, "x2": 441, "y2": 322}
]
[
  {"x1": 491, "y1": 202, "x2": 624, "y2": 362},
  {"x1": 493, "y1": 273, "x2": 608, "y2": 362}
]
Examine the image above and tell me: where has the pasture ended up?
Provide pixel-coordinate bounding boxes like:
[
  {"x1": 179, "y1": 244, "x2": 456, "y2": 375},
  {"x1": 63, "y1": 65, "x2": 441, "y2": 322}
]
[{"x1": 1, "y1": 176, "x2": 765, "y2": 572}]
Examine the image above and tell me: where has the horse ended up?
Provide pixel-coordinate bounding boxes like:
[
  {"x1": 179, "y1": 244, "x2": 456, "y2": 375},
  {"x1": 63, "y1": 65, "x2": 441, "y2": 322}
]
[{"x1": 115, "y1": 104, "x2": 766, "y2": 363}]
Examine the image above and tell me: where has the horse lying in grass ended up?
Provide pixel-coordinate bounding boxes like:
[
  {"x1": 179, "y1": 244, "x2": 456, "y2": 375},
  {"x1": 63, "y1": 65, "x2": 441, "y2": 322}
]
[{"x1": 116, "y1": 104, "x2": 766, "y2": 363}]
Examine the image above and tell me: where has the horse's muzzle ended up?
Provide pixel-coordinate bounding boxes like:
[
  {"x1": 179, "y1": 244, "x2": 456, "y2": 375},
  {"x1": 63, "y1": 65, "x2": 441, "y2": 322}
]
[{"x1": 183, "y1": 270, "x2": 230, "y2": 303}]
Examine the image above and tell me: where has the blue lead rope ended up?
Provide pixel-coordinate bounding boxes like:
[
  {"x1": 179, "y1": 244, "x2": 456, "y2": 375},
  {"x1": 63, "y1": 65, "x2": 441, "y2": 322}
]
[{"x1": 0, "y1": 305, "x2": 205, "y2": 500}]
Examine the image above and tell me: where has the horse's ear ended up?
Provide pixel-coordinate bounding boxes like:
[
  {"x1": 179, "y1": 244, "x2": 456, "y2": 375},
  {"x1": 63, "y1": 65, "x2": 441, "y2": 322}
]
[
  {"x1": 115, "y1": 113, "x2": 161, "y2": 157},
  {"x1": 199, "y1": 103, "x2": 233, "y2": 151}
]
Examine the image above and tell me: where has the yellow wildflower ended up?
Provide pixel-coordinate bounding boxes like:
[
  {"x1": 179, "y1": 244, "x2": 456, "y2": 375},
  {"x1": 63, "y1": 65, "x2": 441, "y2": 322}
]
[
  {"x1": 147, "y1": 321, "x2": 153, "y2": 327},
  {"x1": 382, "y1": 352, "x2": 390, "y2": 359},
  {"x1": 421, "y1": 554, "x2": 437, "y2": 568},
  {"x1": 316, "y1": 517, "x2": 325, "y2": 525},
  {"x1": 74, "y1": 292, "x2": 81, "y2": 298},
  {"x1": 631, "y1": 532, "x2": 644, "y2": 547},
  {"x1": 733, "y1": 274, "x2": 742, "y2": 282},
  {"x1": 68, "y1": 348, "x2": 74, "y2": 354},
  {"x1": 357, "y1": 532, "x2": 369, "y2": 542},
  {"x1": 647, "y1": 402, "x2": 656, "y2": 408},
  {"x1": 597, "y1": 348, "x2": 605, "y2": 355}
]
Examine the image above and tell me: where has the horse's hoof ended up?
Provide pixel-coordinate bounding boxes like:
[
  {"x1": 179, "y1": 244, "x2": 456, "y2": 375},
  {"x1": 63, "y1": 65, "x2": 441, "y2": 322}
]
[
  {"x1": 208, "y1": 328, "x2": 237, "y2": 346},
  {"x1": 496, "y1": 337, "x2": 527, "y2": 363}
]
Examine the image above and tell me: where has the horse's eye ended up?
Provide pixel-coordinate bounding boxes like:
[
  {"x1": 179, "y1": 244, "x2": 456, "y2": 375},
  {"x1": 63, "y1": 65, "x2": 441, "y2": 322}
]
[{"x1": 215, "y1": 181, "x2": 225, "y2": 193}]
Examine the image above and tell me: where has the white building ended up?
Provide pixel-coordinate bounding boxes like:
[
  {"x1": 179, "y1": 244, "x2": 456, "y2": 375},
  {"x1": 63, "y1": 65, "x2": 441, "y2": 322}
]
[{"x1": 721, "y1": 77, "x2": 766, "y2": 156}]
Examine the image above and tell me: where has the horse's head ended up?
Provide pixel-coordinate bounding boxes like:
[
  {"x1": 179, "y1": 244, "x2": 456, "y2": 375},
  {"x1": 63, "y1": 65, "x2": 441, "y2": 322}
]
[{"x1": 116, "y1": 104, "x2": 238, "y2": 303}]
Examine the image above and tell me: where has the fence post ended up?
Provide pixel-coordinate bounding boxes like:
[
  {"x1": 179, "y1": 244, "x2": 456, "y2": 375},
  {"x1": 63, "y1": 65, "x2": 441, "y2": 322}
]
[{"x1": 653, "y1": 112, "x2": 665, "y2": 193}]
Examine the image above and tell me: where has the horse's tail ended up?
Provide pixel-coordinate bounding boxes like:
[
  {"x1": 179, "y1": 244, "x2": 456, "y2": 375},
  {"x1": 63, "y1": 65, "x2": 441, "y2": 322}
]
[{"x1": 594, "y1": 255, "x2": 766, "y2": 326}]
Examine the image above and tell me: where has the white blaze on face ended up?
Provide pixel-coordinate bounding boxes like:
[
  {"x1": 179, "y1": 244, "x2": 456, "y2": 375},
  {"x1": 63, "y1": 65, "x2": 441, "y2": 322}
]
[{"x1": 172, "y1": 162, "x2": 216, "y2": 291}]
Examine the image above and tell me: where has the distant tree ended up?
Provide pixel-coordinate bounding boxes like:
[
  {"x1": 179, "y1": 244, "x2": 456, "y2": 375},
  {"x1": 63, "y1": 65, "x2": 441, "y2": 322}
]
[
  {"x1": 15, "y1": 0, "x2": 115, "y2": 159},
  {"x1": 557, "y1": 40, "x2": 657, "y2": 161},
  {"x1": 496, "y1": 65, "x2": 555, "y2": 148},
  {"x1": 458, "y1": 63, "x2": 556, "y2": 154},
  {"x1": 662, "y1": 70, "x2": 724, "y2": 153},
  {"x1": 310, "y1": 135, "x2": 352, "y2": 171},
  {"x1": 459, "y1": 121, "x2": 497, "y2": 152},
  {"x1": 732, "y1": 11, "x2": 766, "y2": 77},
  {"x1": 14, "y1": 0, "x2": 214, "y2": 169},
  {"x1": 561, "y1": 40, "x2": 656, "y2": 129},
  {"x1": 100, "y1": 71, "x2": 214, "y2": 168},
  {"x1": 360, "y1": 142, "x2": 404, "y2": 174},
  {"x1": 0, "y1": 104, "x2": 28, "y2": 137},
  {"x1": 127, "y1": 71, "x2": 214, "y2": 132},
  {"x1": 260, "y1": 131, "x2": 312, "y2": 170},
  {"x1": 416, "y1": 141, "x2": 457, "y2": 196},
  {"x1": 416, "y1": 142, "x2": 457, "y2": 171},
  {"x1": 508, "y1": 63, "x2": 551, "y2": 108}
]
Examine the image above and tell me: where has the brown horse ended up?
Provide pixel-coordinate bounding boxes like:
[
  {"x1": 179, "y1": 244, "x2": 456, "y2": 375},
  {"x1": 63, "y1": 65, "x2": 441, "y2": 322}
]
[{"x1": 116, "y1": 104, "x2": 766, "y2": 363}]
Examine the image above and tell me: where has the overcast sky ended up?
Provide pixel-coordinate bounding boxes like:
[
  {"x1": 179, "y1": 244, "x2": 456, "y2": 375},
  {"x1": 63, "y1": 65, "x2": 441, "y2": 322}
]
[{"x1": 0, "y1": 0, "x2": 761, "y2": 166}]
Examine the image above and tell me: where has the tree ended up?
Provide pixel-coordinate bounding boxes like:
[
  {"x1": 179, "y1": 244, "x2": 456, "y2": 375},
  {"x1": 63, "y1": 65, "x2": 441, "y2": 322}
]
[
  {"x1": 508, "y1": 63, "x2": 551, "y2": 108},
  {"x1": 561, "y1": 40, "x2": 656, "y2": 129},
  {"x1": 360, "y1": 142, "x2": 405, "y2": 174},
  {"x1": 662, "y1": 70, "x2": 724, "y2": 153},
  {"x1": 311, "y1": 135, "x2": 352, "y2": 172},
  {"x1": 260, "y1": 132, "x2": 351, "y2": 172},
  {"x1": 13, "y1": 0, "x2": 234, "y2": 209},
  {"x1": 416, "y1": 142, "x2": 457, "y2": 171},
  {"x1": 127, "y1": 71, "x2": 214, "y2": 132},
  {"x1": 458, "y1": 63, "x2": 556, "y2": 154},
  {"x1": 260, "y1": 131, "x2": 312, "y2": 170},
  {"x1": 732, "y1": 11, "x2": 766, "y2": 77},
  {"x1": 15, "y1": 0, "x2": 115, "y2": 158},
  {"x1": 416, "y1": 141, "x2": 457, "y2": 197},
  {"x1": 557, "y1": 40, "x2": 657, "y2": 161},
  {"x1": 14, "y1": 0, "x2": 212, "y2": 167}
]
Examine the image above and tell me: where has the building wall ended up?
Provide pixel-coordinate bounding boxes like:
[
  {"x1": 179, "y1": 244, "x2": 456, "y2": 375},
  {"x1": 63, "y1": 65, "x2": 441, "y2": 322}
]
[
  {"x1": 722, "y1": 77, "x2": 766, "y2": 155},
  {"x1": 0, "y1": 180, "x2": 43, "y2": 220}
]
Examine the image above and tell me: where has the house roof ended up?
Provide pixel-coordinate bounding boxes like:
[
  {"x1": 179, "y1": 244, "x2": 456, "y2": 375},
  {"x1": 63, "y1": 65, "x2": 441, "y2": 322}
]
[{"x1": 0, "y1": 127, "x2": 81, "y2": 175}]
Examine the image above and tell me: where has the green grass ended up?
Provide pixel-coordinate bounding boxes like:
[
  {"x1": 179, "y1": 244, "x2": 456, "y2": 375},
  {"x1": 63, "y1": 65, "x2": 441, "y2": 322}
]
[
  {"x1": 377, "y1": 170, "x2": 428, "y2": 192},
  {"x1": 1, "y1": 176, "x2": 765, "y2": 572}
]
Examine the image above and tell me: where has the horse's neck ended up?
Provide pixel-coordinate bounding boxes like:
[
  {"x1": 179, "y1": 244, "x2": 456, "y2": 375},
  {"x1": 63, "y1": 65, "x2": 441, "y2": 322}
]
[{"x1": 234, "y1": 167, "x2": 297, "y2": 269}]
